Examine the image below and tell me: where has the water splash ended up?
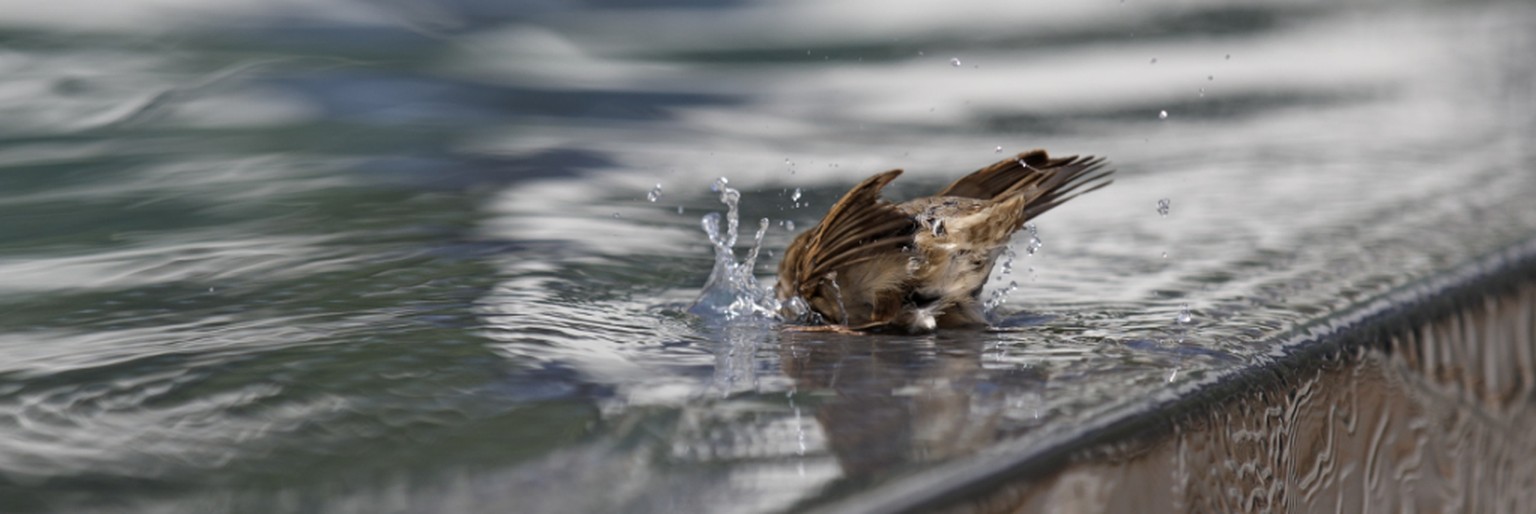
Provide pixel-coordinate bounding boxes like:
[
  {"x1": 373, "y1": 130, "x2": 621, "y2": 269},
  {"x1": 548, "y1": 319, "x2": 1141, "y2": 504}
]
[
  {"x1": 1023, "y1": 223, "x2": 1043, "y2": 255},
  {"x1": 1172, "y1": 304, "x2": 1193, "y2": 343},
  {"x1": 689, "y1": 178, "x2": 782, "y2": 321},
  {"x1": 985, "y1": 242, "x2": 1024, "y2": 313},
  {"x1": 984, "y1": 280, "x2": 1020, "y2": 312}
]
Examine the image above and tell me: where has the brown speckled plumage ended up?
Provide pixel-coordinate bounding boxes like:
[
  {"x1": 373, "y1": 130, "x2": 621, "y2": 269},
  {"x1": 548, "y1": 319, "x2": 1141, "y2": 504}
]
[{"x1": 775, "y1": 149, "x2": 1112, "y2": 333}]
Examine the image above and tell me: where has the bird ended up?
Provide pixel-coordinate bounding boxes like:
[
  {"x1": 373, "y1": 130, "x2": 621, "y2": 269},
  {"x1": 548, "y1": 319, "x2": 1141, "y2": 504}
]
[{"x1": 774, "y1": 149, "x2": 1112, "y2": 334}]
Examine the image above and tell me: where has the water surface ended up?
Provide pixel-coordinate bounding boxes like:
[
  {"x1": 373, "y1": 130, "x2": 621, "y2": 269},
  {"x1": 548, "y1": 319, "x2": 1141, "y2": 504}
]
[{"x1": 0, "y1": 1, "x2": 1533, "y2": 512}]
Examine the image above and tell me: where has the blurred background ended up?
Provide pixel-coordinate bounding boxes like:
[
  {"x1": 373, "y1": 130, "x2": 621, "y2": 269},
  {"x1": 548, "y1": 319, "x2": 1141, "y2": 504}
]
[{"x1": 0, "y1": 0, "x2": 1533, "y2": 512}]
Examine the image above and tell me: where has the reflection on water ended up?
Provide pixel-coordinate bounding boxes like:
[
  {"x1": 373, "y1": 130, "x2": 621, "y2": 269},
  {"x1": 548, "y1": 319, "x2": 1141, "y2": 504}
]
[
  {"x1": 780, "y1": 332, "x2": 1041, "y2": 479},
  {"x1": 0, "y1": 0, "x2": 1533, "y2": 512}
]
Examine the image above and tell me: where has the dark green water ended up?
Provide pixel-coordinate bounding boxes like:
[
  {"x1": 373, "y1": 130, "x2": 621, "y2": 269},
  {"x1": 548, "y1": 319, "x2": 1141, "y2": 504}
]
[{"x1": 1, "y1": 1, "x2": 1533, "y2": 512}]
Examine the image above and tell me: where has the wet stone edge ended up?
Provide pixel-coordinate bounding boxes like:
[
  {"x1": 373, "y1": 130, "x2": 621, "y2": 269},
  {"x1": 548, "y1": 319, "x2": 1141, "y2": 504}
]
[{"x1": 813, "y1": 236, "x2": 1536, "y2": 514}]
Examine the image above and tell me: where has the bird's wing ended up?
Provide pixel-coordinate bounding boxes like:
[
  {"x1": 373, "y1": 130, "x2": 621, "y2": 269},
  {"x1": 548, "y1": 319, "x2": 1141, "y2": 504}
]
[
  {"x1": 936, "y1": 149, "x2": 1112, "y2": 203},
  {"x1": 778, "y1": 169, "x2": 917, "y2": 299}
]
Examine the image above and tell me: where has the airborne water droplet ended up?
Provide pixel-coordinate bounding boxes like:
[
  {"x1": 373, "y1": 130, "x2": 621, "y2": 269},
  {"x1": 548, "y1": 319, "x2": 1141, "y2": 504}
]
[
  {"x1": 994, "y1": 146, "x2": 1003, "y2": 153},
  {"x1": 647, "y1": 183, "x2": 663, "y2": 202},
  {"x1": 1157, "y1": 198, "x2": 1171, "y2": 216},
  {"x1": 1177, "y1": 304, "x2": 1192, "y2": 324},
  {"x1": 1024, "y1": 223, "x2": 1043, "y2": 255},
  {"x1": 711, "y1": 177, "x2": 729, "y2": 192},
  {"x1": 790, "y1": 188, "x2": 802, "y2": 201},
  {"x1": 950, "y1": 57, "x2": 962, "y2": 67},
  {"x1": 1150, "y1": 57, "x2": 1158, "y2": 64},
  {"x1": 1158, "y1": 110, "x2": 1169, "y2": 120}
]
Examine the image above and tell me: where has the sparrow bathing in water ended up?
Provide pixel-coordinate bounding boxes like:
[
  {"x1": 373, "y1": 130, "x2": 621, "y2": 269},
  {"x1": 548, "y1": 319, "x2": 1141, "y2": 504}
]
[{"x1": 775, "y1": 149, "x2": 1112, "y2": 334}]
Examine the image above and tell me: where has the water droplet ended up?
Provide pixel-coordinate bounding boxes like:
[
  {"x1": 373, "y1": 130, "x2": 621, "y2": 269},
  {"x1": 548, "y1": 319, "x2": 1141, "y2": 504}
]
[
  {"x1": 612, "y1": 212, "x2": 622, "y2": 218},
  {"x1": 994, "y1": 146, "x2": 1003, "y2": 153},
  {"x1": 710, "y1": 177, "x2": 729, "y2": 192},
  {"x1": 1198, "y1": 88, "x2": 1205, "y2": 98},
  {"x1": 1157, "y1": 198, "x2": 1171, "y2": 216},
  {"x1": 1150, "y1": 57, "x2": 1158, "y2": 64},
  {"x1": 1176, "y1": 304, "x2": 1192, "y2": 324},
  {"x1": 790, "y1": 188, "x2": 802, "y2": 202},
  {"x1": 677, "y1": 206, "x2": 685, "y2": 214},
  {"x1": 1024, "y1": 223, "x2": 1043, "y2": 255},
  {"x1": 918, "y1": 50, "x2": 925, "y2": 56},
  {"x1": 647, "y1": 183, "x2": 663, "y2": 202},
  {"x1": 950, "y1": 57, "x2": 962, "y2": 67},
  {"x1": 1161, "y1": 251, "x2": 1168, "y2": 259},
  {"x1": 1158, "y1": 110, "x2": 1169, "y2": 120},
  {"x1": 1224, "y1": 54, "x2": 1231, "y2": 60},
  {"x1": 784, "y1": 220, "x2": 796, "y2": 231},
  {"x1": 984, "y1": 279, "x2": 1021, "y2": 311},
  {"x1": 1207, "y1": 75, "x2": 1214, "y2": 81}
]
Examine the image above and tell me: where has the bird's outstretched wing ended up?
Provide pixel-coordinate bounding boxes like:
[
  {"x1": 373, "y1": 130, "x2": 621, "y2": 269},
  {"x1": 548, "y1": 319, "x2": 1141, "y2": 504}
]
[
  {"x1": 777, "y1": 169, "x2": 917, "y2": 307},
  {"x1": 936, "y1": 150, "x2": 1113, "y2": 221}
]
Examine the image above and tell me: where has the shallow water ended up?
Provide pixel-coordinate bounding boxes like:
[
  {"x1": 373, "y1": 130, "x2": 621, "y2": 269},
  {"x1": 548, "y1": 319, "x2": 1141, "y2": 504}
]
[{"x1": 1, "y1": 1, "x2": 1534, "y2": 512}]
